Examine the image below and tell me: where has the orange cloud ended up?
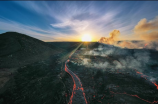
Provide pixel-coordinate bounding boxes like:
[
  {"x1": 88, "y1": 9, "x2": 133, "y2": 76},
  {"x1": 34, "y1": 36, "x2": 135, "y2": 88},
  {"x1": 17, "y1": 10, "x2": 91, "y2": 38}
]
[
  {"x1": 99, "y1": 30, "x2": 120, "y2": 44},
  {"x1": 134, "y1": 16, "x2": 158, "y2": 41}
]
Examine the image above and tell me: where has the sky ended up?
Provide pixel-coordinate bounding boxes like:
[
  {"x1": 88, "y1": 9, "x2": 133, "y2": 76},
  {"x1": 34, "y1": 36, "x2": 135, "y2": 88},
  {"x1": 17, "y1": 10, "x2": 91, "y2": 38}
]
[{"x1": 0, "y1": 1, "x2": 158, "y2": 42}]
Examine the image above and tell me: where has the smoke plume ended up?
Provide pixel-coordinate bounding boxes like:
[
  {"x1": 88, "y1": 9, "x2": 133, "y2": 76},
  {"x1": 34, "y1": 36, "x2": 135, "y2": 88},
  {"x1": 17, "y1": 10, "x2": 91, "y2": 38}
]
[
  {"x1": 79, "y1": 44, "x2": 158, "y2": 82},
  {"x1": 99, "y1": 16, "x2": 158, "y2": 50},
  {"x1": 99, "y1": 30, "x2": 120, "y2": 45},
  {"x1": 134, "y1": 16, "x2": 158, "y2": 41}
]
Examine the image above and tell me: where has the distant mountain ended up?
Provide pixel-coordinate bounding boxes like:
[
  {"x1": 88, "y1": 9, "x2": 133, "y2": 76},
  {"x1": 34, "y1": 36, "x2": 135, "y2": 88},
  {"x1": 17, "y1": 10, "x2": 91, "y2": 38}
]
[{"x1": 0, "y1": 32, "x2": 63, "y2": 68}]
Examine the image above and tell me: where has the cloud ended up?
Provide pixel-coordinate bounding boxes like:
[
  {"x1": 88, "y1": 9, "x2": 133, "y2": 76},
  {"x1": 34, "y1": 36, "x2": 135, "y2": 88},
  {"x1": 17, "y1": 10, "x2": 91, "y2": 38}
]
[
  {"x1": 141, "y1": 31, "x2": 158, "y2": 40},
  {"x1": 97, "y1": 16, "x2": 158, "y2": 50},
  {"x1": 71, "y1": 12, "x2": 98, "y2": 21},
  {"x1": 134, "y1": 18, "x2": 158, "y2": 32},
  {"x1": 134, "y1": 16, "x2": 158, "y2": 41},
  {"x1": 13, "y1": 1, "x2": 128, "y2": 41},
  {"x1": 0, "y1": 18, "x2": 60, "y2": 41},
  {"x1": 1, "y1": 1, "x2": 157, "y2": 41},
  {"x1": 51, "y1": 20, "x2": 89, "y2": 31}
]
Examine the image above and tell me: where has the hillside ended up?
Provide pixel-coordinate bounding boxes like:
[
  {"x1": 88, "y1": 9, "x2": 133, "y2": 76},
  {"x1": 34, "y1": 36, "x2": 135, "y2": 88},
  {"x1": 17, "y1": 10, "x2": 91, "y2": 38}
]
[
  {"x1": 0, "y1": 35, "x2": 81, "y2": 104},
  {"x1": 0, "y1": 32, "x2": 65, "y2": 92},
  {"x1": 0, "y1": 32, "x2": 63, "y2": 68}
]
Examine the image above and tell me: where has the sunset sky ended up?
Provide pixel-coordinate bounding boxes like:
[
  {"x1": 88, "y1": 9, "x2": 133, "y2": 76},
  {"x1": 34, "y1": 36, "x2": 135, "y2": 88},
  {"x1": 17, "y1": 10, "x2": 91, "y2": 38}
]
[{"x1": 0, "y1": 1, "x2": 158, "y2": 41}]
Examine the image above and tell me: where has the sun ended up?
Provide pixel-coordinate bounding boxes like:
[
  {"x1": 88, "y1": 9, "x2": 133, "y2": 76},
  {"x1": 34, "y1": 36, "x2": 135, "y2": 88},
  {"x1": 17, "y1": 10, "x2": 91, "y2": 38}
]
[{"x1": 82, "y1": 34, "x2": 92, "y2": 42}]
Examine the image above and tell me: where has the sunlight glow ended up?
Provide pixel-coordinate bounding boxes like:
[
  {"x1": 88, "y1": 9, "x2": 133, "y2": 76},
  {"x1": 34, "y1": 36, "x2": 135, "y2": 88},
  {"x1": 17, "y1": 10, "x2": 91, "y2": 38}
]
[{"x1": 82, "y1": 34, "x2": 92, "y2": 42}]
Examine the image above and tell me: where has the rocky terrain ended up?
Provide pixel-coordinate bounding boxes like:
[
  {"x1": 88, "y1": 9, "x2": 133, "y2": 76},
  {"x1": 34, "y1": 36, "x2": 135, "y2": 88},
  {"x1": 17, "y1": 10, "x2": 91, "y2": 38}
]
[
  {"x1": 1, "y1": 33, "x2": 158, "y2": 104},
  {"x1": 0, "y1": 32, "x2": 81, "y2": 104},
  {"x1": 66, "y1": 42, "x2": 158, "y2": 104}
]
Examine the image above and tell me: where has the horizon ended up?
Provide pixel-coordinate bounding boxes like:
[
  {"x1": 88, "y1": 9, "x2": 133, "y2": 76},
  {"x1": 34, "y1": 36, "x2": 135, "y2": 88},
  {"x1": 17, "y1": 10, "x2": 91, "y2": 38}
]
[{"x1": 1, "y1": 31, "x2": 146, "y2": 42}]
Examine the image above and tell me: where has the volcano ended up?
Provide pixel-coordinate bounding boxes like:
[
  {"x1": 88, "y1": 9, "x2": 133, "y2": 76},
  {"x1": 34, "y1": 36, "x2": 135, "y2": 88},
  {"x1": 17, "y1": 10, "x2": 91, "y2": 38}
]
[{"x1": 0, "y1": 32, "x2": 64, "y2": 68}]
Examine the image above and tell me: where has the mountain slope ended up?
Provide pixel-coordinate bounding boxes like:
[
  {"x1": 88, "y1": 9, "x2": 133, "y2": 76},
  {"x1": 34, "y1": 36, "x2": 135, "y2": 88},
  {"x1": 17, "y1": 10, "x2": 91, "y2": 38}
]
[{"x1": 0, "y1": 32, "x2": 63, "y2": 68}]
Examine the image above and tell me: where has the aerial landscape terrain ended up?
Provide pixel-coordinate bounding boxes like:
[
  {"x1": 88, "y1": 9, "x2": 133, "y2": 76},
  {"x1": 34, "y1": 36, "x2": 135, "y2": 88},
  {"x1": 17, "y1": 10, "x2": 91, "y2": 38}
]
[
  {"x1": 0, "y1": 32, "x2": 158, "y2": 104},
  {"x1": 0, "y1": 1, "x2": 158, "y2": 104}
]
